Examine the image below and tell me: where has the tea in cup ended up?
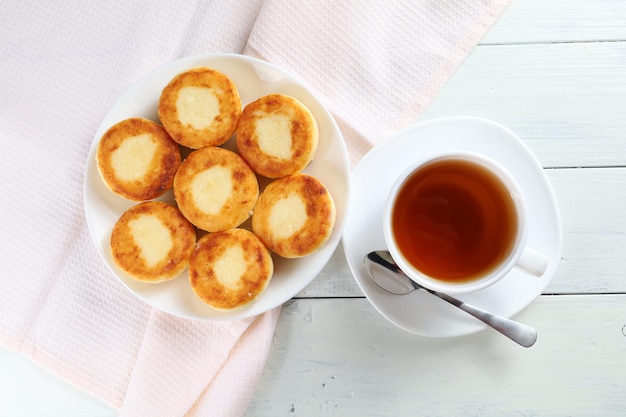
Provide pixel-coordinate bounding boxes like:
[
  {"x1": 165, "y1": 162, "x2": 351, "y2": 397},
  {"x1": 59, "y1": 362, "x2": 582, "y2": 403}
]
[{"x1": 383, "y1": 150, "x2": 547, "y2": 294}]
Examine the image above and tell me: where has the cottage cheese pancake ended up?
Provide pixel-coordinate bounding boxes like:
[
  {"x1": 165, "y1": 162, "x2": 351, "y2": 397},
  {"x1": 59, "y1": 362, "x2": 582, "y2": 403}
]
[
  {"x1": 252, "y1": 173, "x2": 335, "y2": 258},
  {"x1": 236, "y1": 94, "x2": 318, "y2": 178},
  {"x1": 189, "y1": 228, "x2": 273, "y2": 310},
  {"x1": 158, "y1": 67, "x2": 241, "y2": 149},
  {"x1": 110, "y1": 201, "x2": 196, "y2": 283},
  {"x1": 173, "y1": 147, "x2": 258, "y2": 232},
  {"x1": 97, "y1": 118, "x2": 181, "y2": 201}
]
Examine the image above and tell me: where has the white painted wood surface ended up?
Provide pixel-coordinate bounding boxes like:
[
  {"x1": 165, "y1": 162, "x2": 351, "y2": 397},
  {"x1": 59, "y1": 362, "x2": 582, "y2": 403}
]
[
  {"x1": 3, "y1": 1, "x2": 626, "y2": 416},
  {"x1": 247, "y1": 296, "x2": 626, "y2": 417}
]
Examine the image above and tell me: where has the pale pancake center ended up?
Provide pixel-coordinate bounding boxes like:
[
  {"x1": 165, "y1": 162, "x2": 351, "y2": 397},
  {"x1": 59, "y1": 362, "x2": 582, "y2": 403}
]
[
  {"x1": 111, "y1": 133, "x2": 157, "y2": 181},
  {"x1": 255, "y1": 113, "x2": 293, "y2": 159},
  {"x1": 190, "y1": 166, "x2": 232, "y2": 214},
  {"x1": 128, "y1": 214, "x2": 173, "y2": 267},
  {"x1": 213, "y1": 245, "x2": 245, "y2": 290},
  {"x1": 176, "y1": 86, "x2": 220, "y2": 129},
  {"x1": 269, "y1": 194, "x2": 307, "y2": 239}
]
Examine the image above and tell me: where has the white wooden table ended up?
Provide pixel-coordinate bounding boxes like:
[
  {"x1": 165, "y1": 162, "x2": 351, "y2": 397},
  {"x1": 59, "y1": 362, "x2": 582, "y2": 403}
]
[{"x1": 2, "y1": 1, "x2": 626, "y2": 416}]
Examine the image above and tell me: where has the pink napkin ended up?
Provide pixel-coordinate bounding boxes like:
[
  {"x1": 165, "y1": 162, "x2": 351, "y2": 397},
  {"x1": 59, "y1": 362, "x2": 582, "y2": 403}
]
[
  {"x1": 0, "y1": 0, "x2": 509, "y2": 416},
  {"x1": 247, "y1": 0, "x2": 512, "y2": 166},
  {"x1": 0, "y1": 2, "x2": 277, "y2": 417}
]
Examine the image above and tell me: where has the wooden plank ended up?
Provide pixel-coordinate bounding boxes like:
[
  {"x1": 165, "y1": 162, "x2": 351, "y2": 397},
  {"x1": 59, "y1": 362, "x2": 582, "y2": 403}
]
[
  {"x1": 300, "y1": 167, "x2": 626, "y2": 297},
  {"x1": 484, "y1": 0, "x2": 626, "y2": 44},
  {"x1": 547, "y1": 168, "x2": 626, "y2": 293},
  {"x1": 245, "y1": 295, "x2": 626, "y2": 417},
  {"x1": 420, "y1": 41, "x2": 626, "y2": 168}
]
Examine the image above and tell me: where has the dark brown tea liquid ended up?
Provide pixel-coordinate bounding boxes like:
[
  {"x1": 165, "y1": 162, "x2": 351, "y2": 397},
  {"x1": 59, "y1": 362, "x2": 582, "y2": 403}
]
[{"x1": 392, "y1": 158, "x2": 518, "y2": 283}]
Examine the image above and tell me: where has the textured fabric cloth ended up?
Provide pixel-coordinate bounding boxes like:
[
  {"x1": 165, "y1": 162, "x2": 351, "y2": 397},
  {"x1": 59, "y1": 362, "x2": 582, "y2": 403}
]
[
  {"x1": 0, "y1": 0, "x2": 509, "y2": 416},
  {"x1": 246, "y1": 0, "x2": 511, "y2": 165},
  {"x1": 0, "y1": 2, "x2": 277, "y2": 417}
]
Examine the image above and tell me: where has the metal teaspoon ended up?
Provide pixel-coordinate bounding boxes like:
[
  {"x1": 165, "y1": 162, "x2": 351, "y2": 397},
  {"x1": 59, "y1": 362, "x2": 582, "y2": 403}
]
[{"x1": 363, "y1": 251, "x2": 537, "y2": 348}]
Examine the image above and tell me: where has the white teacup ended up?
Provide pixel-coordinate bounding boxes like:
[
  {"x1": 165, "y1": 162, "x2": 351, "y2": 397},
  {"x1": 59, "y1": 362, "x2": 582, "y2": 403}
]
[{"x1": 383, "y1": 150, "x2": 548, "y2": 294}]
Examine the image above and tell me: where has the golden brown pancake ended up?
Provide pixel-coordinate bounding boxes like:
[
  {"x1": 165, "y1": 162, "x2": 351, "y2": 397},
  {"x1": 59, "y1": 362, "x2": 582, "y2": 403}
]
[
  {"x1": 173, "y1": 146, "x2": 258, "y2": 232},
  {"x1": 158, "y1": 67, "x2": 241, "y2": 149},
  {"x1": 252, "y1": 173, "x2": 335, "y2": 258},
  {"x1": 110, "y1": 201, "x2": 196, "y2": 283},
  {"x1": 189, "y1": 228, "x2": 273, "y2": 310},
  {"x1": 236, "y1": 94, "x2": 318, "y2": 178},
  {"x1": 96, "y1": 117, "x2": 181, "y2": 201}
]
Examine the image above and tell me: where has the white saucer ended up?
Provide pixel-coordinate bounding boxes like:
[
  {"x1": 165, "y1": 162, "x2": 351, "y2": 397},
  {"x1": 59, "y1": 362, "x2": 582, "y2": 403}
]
[{"x1": 342, "y1": 116, "x2": 562, "y2": 337}]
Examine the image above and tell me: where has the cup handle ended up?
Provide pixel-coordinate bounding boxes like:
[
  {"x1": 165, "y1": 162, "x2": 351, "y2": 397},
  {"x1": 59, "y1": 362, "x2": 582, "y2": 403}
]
[{"x1": 515, "y1": 246, "x2": 549, "y2": 277}]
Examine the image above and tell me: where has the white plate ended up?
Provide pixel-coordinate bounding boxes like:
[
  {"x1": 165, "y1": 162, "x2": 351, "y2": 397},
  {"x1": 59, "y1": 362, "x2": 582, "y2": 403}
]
[
  {"x1": 342, "y1": 116, "x2": 562, "y2": 337},
  {"x1": 84, "y1": 53, "x2": 350, "y2": 321}
]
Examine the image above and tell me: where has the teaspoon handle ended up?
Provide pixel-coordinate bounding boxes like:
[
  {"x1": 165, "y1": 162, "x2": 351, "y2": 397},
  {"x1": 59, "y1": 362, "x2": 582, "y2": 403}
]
[{"x1": 426, "y1": 288, "x2": 537, "y2": 348}]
